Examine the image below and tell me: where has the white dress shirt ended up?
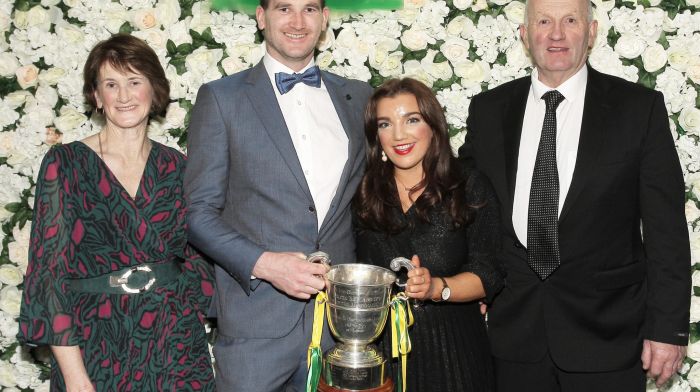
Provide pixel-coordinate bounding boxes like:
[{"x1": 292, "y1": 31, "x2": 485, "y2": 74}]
[
  {"x1": 512, "y1": 66, "x2": 588, "y2": 245},
  {"x1": 263, "y1": 54, "x2": 348, "y2": 231}
]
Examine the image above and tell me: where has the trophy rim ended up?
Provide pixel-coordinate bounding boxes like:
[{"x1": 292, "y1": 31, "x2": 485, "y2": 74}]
[{"x1": 326, "y1": 264, "x2": 396, "y2": 287}]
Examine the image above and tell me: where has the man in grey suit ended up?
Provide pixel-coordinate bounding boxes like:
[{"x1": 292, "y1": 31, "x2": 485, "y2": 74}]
[{"x1": 184, "y1": 0, "x2": 373, "y2": 390}]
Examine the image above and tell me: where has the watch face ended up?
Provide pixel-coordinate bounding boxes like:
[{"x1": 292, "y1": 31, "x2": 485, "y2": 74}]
[{"x1": 441, "y1": 287, "x2": 451, "y2": 301}]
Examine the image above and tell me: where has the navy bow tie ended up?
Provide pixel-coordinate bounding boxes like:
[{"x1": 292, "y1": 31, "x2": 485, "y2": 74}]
[{"x1": 275, "y1": 66, "x2": 322, "y2": 95}]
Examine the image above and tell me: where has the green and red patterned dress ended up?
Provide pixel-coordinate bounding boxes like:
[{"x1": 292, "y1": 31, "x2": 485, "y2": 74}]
[{"x1": 18, "y1": 141, "x2": 215, "y2": 391}]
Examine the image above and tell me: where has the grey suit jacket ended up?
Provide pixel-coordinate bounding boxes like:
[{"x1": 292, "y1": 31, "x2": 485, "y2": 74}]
[{"x1": 185, "y1": 61, "x2": 373, "y2": 339}]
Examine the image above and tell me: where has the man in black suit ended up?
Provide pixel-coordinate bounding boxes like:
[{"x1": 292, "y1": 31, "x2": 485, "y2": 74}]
[{"x1": 459, "y1": 0, "x2": 690, "y2": 390}]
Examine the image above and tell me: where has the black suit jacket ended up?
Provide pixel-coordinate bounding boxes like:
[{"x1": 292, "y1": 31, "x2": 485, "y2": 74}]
[{"x1": 460, "y1": 66, "x2": 690, "y2": 372}]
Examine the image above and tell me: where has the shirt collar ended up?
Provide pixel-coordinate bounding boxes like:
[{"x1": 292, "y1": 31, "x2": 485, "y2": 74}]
[{"x1": 530, "y1": 65, "x2": 588, "y2": 104}]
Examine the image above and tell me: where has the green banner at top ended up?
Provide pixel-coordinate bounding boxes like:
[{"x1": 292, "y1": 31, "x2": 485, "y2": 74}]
[{"x1": 211, "y1": 0, "x2": 403, "y2": 13}]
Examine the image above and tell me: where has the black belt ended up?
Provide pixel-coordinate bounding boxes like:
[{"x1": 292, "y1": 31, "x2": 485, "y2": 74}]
[{"x1": 66, "y1": 260, "x2": 182, "y2": 294}]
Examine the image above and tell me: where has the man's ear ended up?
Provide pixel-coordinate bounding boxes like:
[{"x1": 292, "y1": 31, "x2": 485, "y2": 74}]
[{"x1": 255, "y1": 5, "x2": 266, "y2": 30}]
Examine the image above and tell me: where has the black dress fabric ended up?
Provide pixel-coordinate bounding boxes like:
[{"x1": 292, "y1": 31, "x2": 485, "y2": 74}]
[{"x1": 354, "y1": 169, "x2": 504, "y2": 392}]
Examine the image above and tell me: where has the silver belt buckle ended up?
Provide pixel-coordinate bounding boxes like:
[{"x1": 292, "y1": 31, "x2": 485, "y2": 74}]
[{"x1": 109, "y1": 266, "x2": 156, "y2": 293}]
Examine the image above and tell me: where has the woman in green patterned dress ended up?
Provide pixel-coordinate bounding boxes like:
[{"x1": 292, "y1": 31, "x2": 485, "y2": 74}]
[{"x1": 18, "y1": 35, "x2": 215, "y2": 391}]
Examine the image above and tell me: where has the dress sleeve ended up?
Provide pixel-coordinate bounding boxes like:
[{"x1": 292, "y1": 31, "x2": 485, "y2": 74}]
[
  {"x1": 181, "y1": 245, "x2": 215, "y2": 314},
  {"x1": 461, "y1": 169, "x2": 505, "y2": 304},
  {"x1": 18, "y1": 147, "x2": 79, "y2": 347}
]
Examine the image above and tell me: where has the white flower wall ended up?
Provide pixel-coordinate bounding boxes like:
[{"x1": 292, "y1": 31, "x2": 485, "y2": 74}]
[{"x1": 0, "y1": 0, "x2": 697, "y2": 390}]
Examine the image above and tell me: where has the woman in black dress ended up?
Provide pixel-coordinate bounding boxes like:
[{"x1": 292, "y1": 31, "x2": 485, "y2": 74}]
[{"x1": 353, "y1": 78, "x2": 504, "y2": 392}]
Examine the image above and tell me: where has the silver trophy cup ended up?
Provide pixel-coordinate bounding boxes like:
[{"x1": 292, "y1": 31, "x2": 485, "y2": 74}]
[{"x1": 321, "y1": 262, "x2": 411, "y2": 390}]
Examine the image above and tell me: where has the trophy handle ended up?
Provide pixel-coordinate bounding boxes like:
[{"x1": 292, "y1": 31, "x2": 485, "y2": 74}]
[
  {"x1": 389, "y1": 257, "x2": 415, "y2": 288},
  {"x1": 307, "y1": 251, "x2": 331, "y2": 267}
]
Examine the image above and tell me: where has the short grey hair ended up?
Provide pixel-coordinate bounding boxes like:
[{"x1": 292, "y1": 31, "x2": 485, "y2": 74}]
[{"x1": 523, "y1": 0, "x2": 594, "y2": 25}]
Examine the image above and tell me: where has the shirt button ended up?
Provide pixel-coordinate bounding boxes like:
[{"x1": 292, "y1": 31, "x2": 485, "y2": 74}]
[
  {"x1": 297, "y1": 100, "x2": 302, "y2": 106},
  {"x1": 304, "y1": 170, "x2": 310, "y2": 175},
  {"x1": 301, "y1": 134, "x2": 307, "y2": 140}
]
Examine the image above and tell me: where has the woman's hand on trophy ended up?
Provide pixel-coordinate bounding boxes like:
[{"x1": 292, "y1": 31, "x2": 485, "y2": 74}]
[{"x1": 405, "y1": 255, "x2": 433, "y2": 301}]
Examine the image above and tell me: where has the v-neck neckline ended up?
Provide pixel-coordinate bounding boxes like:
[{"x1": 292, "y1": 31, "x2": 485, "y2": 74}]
[{"x1": 76, "y1": 140, "x2": 156, "y2": 201}]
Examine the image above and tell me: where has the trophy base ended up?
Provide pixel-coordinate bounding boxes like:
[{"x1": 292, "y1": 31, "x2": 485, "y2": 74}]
[{"x1": 318, "y1": 378, "x2": 394, "y2": 392}]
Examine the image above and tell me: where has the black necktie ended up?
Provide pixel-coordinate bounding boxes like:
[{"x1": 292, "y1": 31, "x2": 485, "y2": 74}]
[
  {"x1": 274, "y1": 66, "x2": 322, "y2": 95},
  {"x1": 527, "y1": 90, "x2": 565, "y2": 280}
]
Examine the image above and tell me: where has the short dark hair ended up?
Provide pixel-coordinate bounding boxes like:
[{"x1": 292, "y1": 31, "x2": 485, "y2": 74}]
[
  {"x1": 83, "y1": 34, "x2": 169, "y2": 117},
  {"x1": 353, "y1": 78, "x2": 476, "y2": 233},
  {"x1": 259, "y1": 0, "x2": 326, "y2": 9}
]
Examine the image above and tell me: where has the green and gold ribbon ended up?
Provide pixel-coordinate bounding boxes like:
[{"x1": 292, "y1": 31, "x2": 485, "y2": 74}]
[
  {"x1": 305, "y1": 291, "x2": 327, "y2": 392},
  {"x1": 390, "y1": 293, "x2": 414, "y2": 392},
  {"x1": 211, "y1": 0, "x2": 403, "y2": 12}
]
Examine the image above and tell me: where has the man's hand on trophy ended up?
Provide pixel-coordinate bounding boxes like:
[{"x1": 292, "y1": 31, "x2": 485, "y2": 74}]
[
  {"x1": 252, "y1": 251, "x2": 330, "y2": 299},
  {"x1": 405, "y1": 255, "x2": 433, "y2": 301}
]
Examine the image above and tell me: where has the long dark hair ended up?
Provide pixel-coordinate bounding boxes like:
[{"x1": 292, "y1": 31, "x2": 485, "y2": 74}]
[{"x1": 353, "y1": 78, "x2": 475, "y2": 233}]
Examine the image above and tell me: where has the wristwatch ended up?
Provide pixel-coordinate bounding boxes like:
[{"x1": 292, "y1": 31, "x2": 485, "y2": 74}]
[{"x1": 433, "y1": 277, "x2": 451, "y2": 302}]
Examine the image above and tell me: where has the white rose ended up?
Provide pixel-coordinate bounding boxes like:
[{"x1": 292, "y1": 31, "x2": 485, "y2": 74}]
[
  {"x1": 15, "y1": 64, "x2": 39, "y2": 89},
  {"x1": 490, "y1": 0, "x2": 510, "y2": 5},
  {"x1": 400, "y1": 28, "x2": 434, "y2": 51},
  {"x1": 0, "y1": 361, "x2": 16, "y2": 388},
  {"x1": 0, "y1": 11, "x2": 10, "y2": 33},
  {"x1": 132, "y1": 8, "x2": 159, "y2": 30},
  {"x1": 25, "y1": 5, "x2": 51, "y2": 31},
  {"x1": 396, "y1": 8, "x2": 419, "y2": 26},
  {"x1": 133, "y1": 28, "x2": 168, "y2": 50},
  {"x1": 614, "y1": 33, "x2": 646, "y2": 59},
  {"x1": 54, "y1": 107, "x2": 88, "y2": 133},
  {"x1": 688, "y1": 362, "x2": 700, "y2": 389},
  {"x1": 4, "y1": 91, "x2": 31, "y2": 109},
  {"x1": 378, "y1": 52, "x2": 404, "y2": 78},
  {"x1": 691, "y1": 295, "x2": 700, "y2": 322},
  {"x1": 425, "y1": 60, "x2": 453, "y2": 81},
  {"x1": 35, "y1": 85, "x2": 58, "y2": 108},
  {"x1": 679, "y1": 107, "x2": 700, "y2": 136},
  {"x1": 185, "y1": 47, "x2": 223, "y2": 75},
  {"x1": 167, "y1": 19, "x2": 192, "y2": 46},
  {"x1": 687, "y1": 200, "x2": 700, "y2": 223},
  {"x1": 452, "y1": 0, "x2": 470, "y2": 10},
  {"x1": 503, "y1": 1, "x2": 526, "y2": 24},
  {"x1": 455, "y1": 59, "x2": 490, "y2": 88},
  {"x1": 155, "y1": 0, "x2": 180, "y2": 27},
  {"x1": 38, "y1": 67, "x2": 65, "y2": 86},
  {"x1": 164, "y1": 103, "x2": 187, "y2": 129},
  {"x1": 0, "y1": 265, "x2": 23, "y2": 286},
  {"x1": 446, "y1": 15, "x2": 474, "y2": 38},
  {"x1": 471, "y1": 0, "x2": 489, "y2": 11},
  {"x1": 55, "y1": 22, "x2": 84, "y2": 45},
  {"x1": 440, "y1": 37, "x2": 470, "y2": 65},
  {"x1": 667, "y1": 45, "x2": 691, "y2": 72},
  {"x1": 693, "y1": 270, "x2": 700, "y2": 291},
  {"x1": 221, "y1": 56, "x2": 246, "y2": 75},
  {"x1": 0, "y1": 286, "x2": 20, "y2": 317},
  {"x1": 0, "y1": 52, "x2": 19, "y2": 77},
  {"x1": 687, "y1": 59, "x2": 700, "y2": 85},
  {"x1": 686, "y1": 0, "x2": 700, "y2": 6},
  {"x1": 13, "y1": 10, "x2": 29, "y2": 29},
  {"x1": 641, "y1": 43, "x2": 667, "y2": 73},
  {"x1": 316, "y1": 29, "x2": 335, "y2": 52},
  {"x1": 102, "y1": 3, "x2": 129, "y2": 34},
  {"x1": 189, "y1": 2, "x2": 212, "y2": 33},
  {"x1": 402, "y1": 59, "x2": 434, "y2": 87}
]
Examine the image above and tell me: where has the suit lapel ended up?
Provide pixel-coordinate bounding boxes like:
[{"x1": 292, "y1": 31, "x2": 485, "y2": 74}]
[
  {"x1": 318, "y1": 71, "x2": 358, "y2": 232},
  {"x1": 244, "y1": 62, "x2": 313, "y2": 201},
  {"x1": 559, "y1": 67, "x2": 611, "y2": 221},
  {"x1": 503, "y1": 80, "x2": 530, "y2": 235}
]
